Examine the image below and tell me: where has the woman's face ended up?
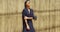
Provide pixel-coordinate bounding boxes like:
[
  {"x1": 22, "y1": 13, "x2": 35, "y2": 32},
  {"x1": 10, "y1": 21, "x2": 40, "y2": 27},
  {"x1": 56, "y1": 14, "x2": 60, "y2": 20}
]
[{"x1": 26, "y1": 1, "x2": 30, "y2": 8}]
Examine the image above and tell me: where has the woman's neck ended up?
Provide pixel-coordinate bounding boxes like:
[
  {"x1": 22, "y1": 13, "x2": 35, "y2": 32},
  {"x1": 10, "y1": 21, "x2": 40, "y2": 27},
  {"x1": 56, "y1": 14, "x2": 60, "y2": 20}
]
[
  {"x1": 26, "y1": 7, "x2": 30, "y2": 14},
  {"x1": 26, "y1": 6, "x2": 30, "y2": 9}
]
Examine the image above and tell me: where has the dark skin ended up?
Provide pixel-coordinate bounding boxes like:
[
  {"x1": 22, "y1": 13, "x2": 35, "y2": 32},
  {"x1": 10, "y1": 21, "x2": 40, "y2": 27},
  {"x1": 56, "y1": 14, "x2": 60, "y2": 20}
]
[{"x1": 24, "y1": 1, "x2": 33, "y2": 30}]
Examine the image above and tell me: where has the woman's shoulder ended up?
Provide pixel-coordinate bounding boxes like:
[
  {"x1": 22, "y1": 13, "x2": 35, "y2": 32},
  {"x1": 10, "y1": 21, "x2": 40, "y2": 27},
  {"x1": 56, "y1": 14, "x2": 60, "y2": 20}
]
[
  {"x1": 23, "y1": 8, "x2": 26, "y2": 11},
  {"x1": 22, "y1": 8, "x2": 27, "y2": 12},
  {"x1": 30, "y1": 8, "x2": 34, "y2": 12},
  {"x1": 30, "y1": 8, "x2": 33, "y2": 10}
]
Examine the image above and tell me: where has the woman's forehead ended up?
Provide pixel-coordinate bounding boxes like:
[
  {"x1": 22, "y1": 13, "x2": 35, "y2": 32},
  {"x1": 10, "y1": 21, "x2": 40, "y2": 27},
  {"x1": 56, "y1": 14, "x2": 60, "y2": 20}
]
[{"x1": 27, "y1": 1, "x2": 30, "y2": 3}]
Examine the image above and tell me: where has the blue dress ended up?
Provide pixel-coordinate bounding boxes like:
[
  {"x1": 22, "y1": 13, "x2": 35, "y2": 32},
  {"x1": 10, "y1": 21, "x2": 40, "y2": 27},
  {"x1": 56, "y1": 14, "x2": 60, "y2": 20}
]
[{"x1": 22, "y1": 8, "x2": 35, "y2": 32}]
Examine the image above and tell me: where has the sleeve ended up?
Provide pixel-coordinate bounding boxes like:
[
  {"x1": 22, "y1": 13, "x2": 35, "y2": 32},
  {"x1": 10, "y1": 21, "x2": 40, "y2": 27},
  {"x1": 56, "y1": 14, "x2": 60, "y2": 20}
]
[
  {"x1": 22, "y1": 9, "x2": 27, "y2": 18},
  {"x1": 32, "y1": 9, "x2": 34, "y2": 17}
]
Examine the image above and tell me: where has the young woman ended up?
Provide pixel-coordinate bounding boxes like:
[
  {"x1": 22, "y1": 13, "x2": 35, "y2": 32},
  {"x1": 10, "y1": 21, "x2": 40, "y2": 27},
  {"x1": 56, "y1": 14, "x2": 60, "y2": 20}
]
[{"x1": 22, "y1": 0, "x2": 37, "y2": 32}]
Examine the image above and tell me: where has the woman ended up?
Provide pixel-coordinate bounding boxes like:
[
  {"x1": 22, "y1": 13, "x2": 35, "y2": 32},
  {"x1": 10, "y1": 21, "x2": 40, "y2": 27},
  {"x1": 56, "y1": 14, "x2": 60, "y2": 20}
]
[{"x1": 22, "y1": 0, "x2": 37, "y2": 32}]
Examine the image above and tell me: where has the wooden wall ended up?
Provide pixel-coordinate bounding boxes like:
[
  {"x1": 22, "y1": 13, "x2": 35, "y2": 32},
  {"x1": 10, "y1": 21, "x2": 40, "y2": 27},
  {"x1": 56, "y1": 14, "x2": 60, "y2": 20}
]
[{"x1": 0, "y1": 0, "x2": 60, "y2": 32}]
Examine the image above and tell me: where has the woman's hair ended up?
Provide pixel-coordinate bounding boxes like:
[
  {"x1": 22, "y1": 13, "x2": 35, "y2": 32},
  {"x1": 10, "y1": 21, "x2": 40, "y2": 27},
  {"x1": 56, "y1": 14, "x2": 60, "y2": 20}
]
[{"x1": 24, "y1": 0, "x2": 30, "y2": 8}]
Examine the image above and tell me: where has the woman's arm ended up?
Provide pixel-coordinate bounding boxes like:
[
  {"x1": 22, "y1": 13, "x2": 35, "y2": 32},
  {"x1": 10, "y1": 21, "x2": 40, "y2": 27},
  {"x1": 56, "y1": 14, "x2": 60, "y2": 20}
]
[
  {"x1": 25, "y1": 19, "x2": 30, "y2": 30},
  {"x1": 24, "y1": 16, "x2": 33, "y2": 20},
  {"x1": 24, "y1": 16, "x2": 32, "y2": 30},
  {"x1": 25, "y1": 19, "x2": 29, "y2": 26}
]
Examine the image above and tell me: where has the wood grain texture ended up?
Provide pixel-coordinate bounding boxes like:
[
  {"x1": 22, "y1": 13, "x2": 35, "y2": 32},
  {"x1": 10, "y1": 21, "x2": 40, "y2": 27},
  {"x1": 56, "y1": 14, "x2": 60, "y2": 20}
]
[{"x1": 0, "y1": 0, "x2": 60, "y2": 32}]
